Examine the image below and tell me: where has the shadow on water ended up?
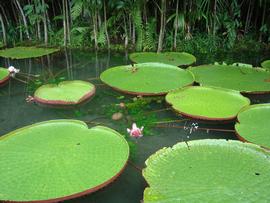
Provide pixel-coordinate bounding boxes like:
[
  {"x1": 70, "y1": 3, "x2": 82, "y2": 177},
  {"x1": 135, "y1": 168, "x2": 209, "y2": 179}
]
[{"x1": 0, "y1": 49, "x2": 269, "y2": 203}]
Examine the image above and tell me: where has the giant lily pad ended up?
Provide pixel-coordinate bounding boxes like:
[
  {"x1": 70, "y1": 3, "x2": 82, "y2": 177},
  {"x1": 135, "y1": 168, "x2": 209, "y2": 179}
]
[
  {"x1": 0, "y1": 67, "x2": 9, "y2": 85},
  {"x1": 189, "y1": 65, "x2": 270, "y2": 93},
  {"x1": 143, "y1": 139, "x2": 270, "y2": 203},
  {"x1": 34, "y1": 80, "x2": 95, "y2": 106},
  {"x1": 165, "y1": 86, "x2": 250, "y2": 120},
  {"x1": 235, "y1": 104, "x2": 270, "y2": 149},
  {"x1": 100, "y1": 63, "x2": 194, "y2": 95},
  {"x1": 0, "y1": 46, "x2": 59, "y2": 59},
  {"x1": 129, "y1": 52, "x2": 196, "y2": 66},
  {"x1": 261, "y1": 60, "x2": 270, "y2": 69},
  {"x1": 0, "y1": 120, "x2": 129, "y2": 202}
]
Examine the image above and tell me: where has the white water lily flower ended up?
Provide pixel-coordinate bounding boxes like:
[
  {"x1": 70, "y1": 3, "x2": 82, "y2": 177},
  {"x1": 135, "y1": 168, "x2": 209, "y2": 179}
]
[{"x1": 8, "y1": 66, "x2": 20, "y2": 75}]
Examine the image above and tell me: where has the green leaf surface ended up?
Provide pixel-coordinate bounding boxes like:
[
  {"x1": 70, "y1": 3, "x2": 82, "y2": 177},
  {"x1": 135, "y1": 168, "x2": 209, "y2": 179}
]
[
  {"x1": 129, "y1": 52, "x2": 196, "y2": 66},
  {"x1": 165, "y1": 86, "x2": 250, "y2": 120},
  {"x1": 34, "y1": 80, "x2": 95, "y2": 105},
  {"x1": 0, "y1": 46, "x2": 60, "y2": 59},
  {"x1": 261, "y1": 60, "x2": 270, "y2": 69},
  {"x1": 100, "y1": 63, "x2": 194, "y2": 95},
  {"x1": 0, "y1": 120, "x2": 129, "y2": 202},
  {"x1": 235, "y1": 104, "x2": 270, "y2": 149},
  {"x1": 0, "y1": 68, "x2": 9, "y2": 84},
  {"x1": 143, "y1": 139, "x2": 270, "y2": 203},
  {"x1": 188, "y1": 65, "x2": 270, "y2": 93}
]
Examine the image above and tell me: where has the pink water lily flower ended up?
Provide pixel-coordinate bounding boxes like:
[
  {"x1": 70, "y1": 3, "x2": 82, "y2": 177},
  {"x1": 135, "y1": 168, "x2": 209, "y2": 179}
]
[{"x1": 127, "y1": 123, "x2": 144, "y2": 138}]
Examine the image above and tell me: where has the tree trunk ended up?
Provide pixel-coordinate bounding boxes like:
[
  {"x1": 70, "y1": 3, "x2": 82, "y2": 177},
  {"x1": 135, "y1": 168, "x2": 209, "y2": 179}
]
[
  {"x1": 244, "y1": 0, "x2": 252, "y2": 34},
  {"x1": 103, "y1": 1, "x2": 110, "y2": 49},
  {"x1": 19, "y1": 18, "x2": 23, "y2": 41},
  {"x1": 132, "y1": 21, "x2": 136, "y2": 46},
  {"x1": 123, "y1": 16, "x2": 128, "y2": 49},
  {"x1": 65, "y1": 0, "x2": 71, "y2": 45},
  {"x1": 42, "y1": 0, "x2": 48, "y2": 45},
  {"x1": 173, "y1": 0, "x2": 179, "y2": 50},
  {"x1": 92, "y1": 12, "x2": 99, "y2": 49},
  {"x1": 0, "y1": 5, "x2": 9, "y2": 26},
  {"x1": 14, "y1": 0, "x2": 31, "y2": 40},
  {"x1": 259, "y1": 0, "x2": 266, "y2": 42},
  {"x1": 0, "y1": 12, "x2": 7, "y2": 46},
  {"x1": 143, "y1": 1, "x2": 148, "y2": 24},
  {"x1": 128, "y1": 14, "x2": 132, "y2": 40},
  {"x1": 213, "y1": 0, "x2": 217, "y2": 35},
  {"x1": 62, "y1": 0, "x2": 67, "y2": 46},
  {"x1": 157, "y1": 0, "x2": 166, "y2": 52}
]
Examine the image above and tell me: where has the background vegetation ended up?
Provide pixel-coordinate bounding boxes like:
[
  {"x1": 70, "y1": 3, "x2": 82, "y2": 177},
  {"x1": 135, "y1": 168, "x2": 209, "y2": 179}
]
[{"x1": 0, "y1": 0, "x2": 269, "y2": 53}]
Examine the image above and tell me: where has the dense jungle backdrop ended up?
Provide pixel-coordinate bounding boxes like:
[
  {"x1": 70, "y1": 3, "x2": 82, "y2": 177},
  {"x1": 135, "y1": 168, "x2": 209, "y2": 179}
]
[{"x1": 0, "y1": 0, "x2": 269, "y2": 53}]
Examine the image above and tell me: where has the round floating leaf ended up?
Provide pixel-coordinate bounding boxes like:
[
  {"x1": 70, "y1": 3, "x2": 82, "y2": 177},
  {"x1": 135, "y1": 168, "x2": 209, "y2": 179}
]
[
  {"x1": 129, "y1": 52, "x2": 196, "y2": 66},
  {"x1": 261, "y1": 60, "x2": 270, "y2": 69},
  {"x1": 143, "y1": 139, "x2": 270, "y2": 203},
  {"x1": 189, "y1": 65, "x2": 270, "y2": 93},
  {"x1": 235, "y1": 104, "x2": 270, "y2": 149},
  {"x1": 0, "y1": 46, "x2": 59, "y2": 59},
  {"x1": 166, "y1": 86, "x2": 250, "y2": 120},
  {"x1": 0, "y1": 67, "x2": 9, "y2": 85},
  {"x1": 34, "y1": 80, "x2": 95, "y2": 106},
  {"x1": 0, "y1": 120, "x2": 129, "y2": 202},
  {"x1": 100, "y1": 63, "x2": 194, "y2": 95}
]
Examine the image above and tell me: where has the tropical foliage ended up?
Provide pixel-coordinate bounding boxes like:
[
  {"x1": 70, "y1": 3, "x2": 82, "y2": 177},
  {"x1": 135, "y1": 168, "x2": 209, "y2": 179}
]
[{"x1": 0, "y1": 0, "x2": 269, "y2": 51}]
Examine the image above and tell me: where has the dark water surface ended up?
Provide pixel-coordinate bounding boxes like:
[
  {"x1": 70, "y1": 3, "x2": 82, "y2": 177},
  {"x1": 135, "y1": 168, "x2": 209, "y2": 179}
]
[{"x1": 0, "y1": 49, "x2": 270, "y2": 203}]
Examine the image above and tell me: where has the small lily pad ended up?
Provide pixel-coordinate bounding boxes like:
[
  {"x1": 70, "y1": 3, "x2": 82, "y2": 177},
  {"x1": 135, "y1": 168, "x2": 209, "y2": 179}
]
[
  {"x1": 0, "y1": 120, "x2": 129, "y2": 202},
  {"x1": 189, "y1": 64, "x2": 270, "y2": 93},
  {"x1": 34, "y1": 80, "x2": 95, "y2": 106},
  {"x1": 165, "y1": 86, "x2": 250, "y2": 120},
  {"x1": 0, "y1": 68, "x2": 9, "y2": 85},
  {"x1": 261, "y1": 60, "x2": 270, "y2": 69},
  {"x1": 100, "y1": 63, "x2": 194, "y2": 95},
  {"x1": 129, "y1": 52, "x2": 196, "y2": 66},
  {"x1": 235, "y1": 104, "x2": 270, "y2": 149},
  {"x1": 143, "y1": 139, "x2": 270, "y2": 203},
  {"x1": 0, "y1": 46, "x2": 59, "y2": 59}
]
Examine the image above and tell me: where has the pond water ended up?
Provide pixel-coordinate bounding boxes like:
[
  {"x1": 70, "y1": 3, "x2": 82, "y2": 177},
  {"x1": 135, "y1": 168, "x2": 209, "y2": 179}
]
[{"x1": 0, "y1": 49, "x2": 270, "y2": 203}]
